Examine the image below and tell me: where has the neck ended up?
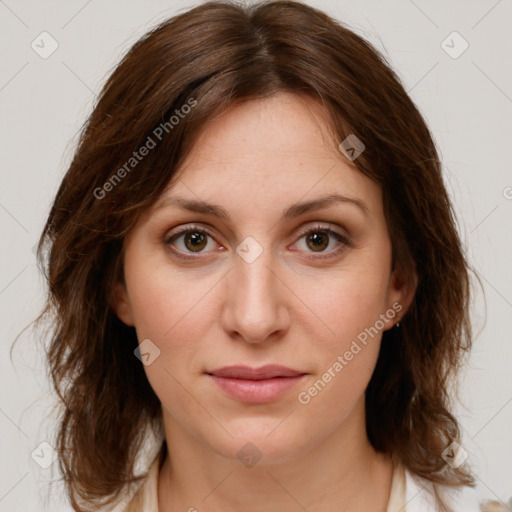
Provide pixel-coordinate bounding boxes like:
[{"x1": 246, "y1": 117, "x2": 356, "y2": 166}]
[{"x1": 157, "y1": 397, "x2": 393, "y2": 512}]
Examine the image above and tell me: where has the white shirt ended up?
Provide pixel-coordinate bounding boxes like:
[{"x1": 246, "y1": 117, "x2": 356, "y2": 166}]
[{"x1": 387, "y1": 461, "x2": 482, "y2": 512}]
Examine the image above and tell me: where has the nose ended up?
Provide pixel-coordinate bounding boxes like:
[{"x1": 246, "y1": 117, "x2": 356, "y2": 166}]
[{"x1": 221, "y1": 249, "x2": 291, "y2": 344}]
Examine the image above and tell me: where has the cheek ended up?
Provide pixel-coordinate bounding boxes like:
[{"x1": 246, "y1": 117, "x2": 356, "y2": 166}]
[
  {"x1": 293, "y1": 276, "x2": 386, "y2": 429},
  {"x1": 290, "y1": 255, "x2": 391, "y2": 409},
  {"x1": 124, "y1": 241, "x2": 216, "y2": 342},
  {"x1": 294, "y1": 259, "x2": 392, "y2": 348},
  {"x1": 124, "y1": 263, "x2": 214, "y2": 420},
  {"x1": 123, "y1": 245, "x2": 222, "y2": 389}
]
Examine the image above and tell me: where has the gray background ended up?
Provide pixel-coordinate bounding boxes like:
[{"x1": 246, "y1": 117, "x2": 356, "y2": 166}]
[{"x1": 1, "y1": 0, "x2": 511, "y2": 510}]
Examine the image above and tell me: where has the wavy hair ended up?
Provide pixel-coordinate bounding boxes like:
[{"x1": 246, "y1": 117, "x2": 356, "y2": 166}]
[{"x1": 29, "y1": 1, "x2": 477, "y2": 510}]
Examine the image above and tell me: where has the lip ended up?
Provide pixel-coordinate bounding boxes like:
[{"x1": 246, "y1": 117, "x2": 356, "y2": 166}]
[{"x1": 206, "y1": 365, "x2": 307, "y2": 404}]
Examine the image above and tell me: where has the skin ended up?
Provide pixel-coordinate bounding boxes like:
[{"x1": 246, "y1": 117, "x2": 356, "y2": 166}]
[{"x1": 113, "y1": 92, "x2": 416, "y2": 512}]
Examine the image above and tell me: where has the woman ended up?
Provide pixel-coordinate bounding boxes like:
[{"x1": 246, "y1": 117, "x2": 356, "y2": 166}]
[{"x1": 34, "y1": 1, "x2": 486, "y2": 510}]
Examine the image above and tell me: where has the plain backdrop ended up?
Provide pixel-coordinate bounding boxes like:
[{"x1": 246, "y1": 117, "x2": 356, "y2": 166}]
[{"x1": 1, "y1": 0, "x2": 511, "y2": 510}]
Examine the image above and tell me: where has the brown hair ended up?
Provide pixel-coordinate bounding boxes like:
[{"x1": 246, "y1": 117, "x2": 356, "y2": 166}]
[{"x1": 29, "y1": 0, "x2": 477, "y2": 510}]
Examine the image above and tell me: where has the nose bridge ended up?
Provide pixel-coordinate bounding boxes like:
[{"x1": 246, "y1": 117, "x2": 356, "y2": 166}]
[{"x1": 222, "y1": 240, "x2": 289, "y2": 343}]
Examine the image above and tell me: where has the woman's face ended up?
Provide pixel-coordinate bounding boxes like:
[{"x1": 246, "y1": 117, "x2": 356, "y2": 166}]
[{"x1": 114, "y1": 92, "x2": 413, "y2": 464}]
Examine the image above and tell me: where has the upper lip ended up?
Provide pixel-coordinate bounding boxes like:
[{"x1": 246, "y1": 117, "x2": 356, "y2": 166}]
[{"x1": 207, "y1": 365, "x2": 306, "y2": 380}]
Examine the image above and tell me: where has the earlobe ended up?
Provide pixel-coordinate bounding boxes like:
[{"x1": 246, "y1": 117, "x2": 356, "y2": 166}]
[{"x1": 110, "y1": 282, "x2": 135, "y2": 326}]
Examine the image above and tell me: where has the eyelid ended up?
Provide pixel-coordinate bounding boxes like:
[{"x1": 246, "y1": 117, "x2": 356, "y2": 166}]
[
  {"x1": 294, "y1": 222, "x2": 350, "y2": 244},
  {"x1": 163, "y1": 223, "x2": 213, "y2": 244}
]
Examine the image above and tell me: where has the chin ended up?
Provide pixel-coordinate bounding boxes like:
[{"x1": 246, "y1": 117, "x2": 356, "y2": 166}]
[{"x1": 207, "y1": 418, "x2": 314, "y2": 467}]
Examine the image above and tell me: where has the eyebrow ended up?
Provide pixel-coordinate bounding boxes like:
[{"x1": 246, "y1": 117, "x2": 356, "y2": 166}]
[{"x1": 154, "y1": 193, "x2": 369, "y2": 220}]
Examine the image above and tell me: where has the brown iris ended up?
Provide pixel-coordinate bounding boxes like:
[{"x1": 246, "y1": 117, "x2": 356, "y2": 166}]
[
  {"x1": 306, "y1": 231, "x2": 329, "y2": 252},
  {"x1": 184, "y1": 231, "x2": 208, "y2": 252}
]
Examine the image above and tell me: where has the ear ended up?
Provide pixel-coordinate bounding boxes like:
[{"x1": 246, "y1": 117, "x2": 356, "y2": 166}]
[
  {"x1": 110, "y1": 281, "x2": 135, "y2": 327},
  {"x1": 385, "y1": 262, "x2": 418, "y2": 330}
]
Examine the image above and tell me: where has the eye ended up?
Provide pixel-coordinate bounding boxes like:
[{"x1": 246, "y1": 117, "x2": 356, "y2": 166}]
[
  {"x1": 163, "y1": 224, "x2": 220, "y2": 258},
  {"x1": 292, "y1": 223, "x2": 350, "y2": 259}
]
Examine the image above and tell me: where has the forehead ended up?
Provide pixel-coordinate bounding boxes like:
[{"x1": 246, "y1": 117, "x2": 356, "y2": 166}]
[
  {"x1": 160, "y1": 92, "x2": 378, "y2": 205},
  {"x1": 181, "y1": 92, "x2": 337, "y2": 163}
]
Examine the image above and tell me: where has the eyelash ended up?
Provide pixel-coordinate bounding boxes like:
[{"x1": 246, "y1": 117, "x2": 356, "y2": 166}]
[{"x1": 163, "y1": 223, "x2": 351, "y2": 261}]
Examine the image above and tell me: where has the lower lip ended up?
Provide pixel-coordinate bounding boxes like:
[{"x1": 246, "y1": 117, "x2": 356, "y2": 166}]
[{"x1": 208, "y1": 374, "x2": 306, "y2": 404}]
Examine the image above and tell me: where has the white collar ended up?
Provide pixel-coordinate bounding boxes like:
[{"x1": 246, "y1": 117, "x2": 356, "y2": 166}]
[{"x1": 403, "y1": 467, "x2": 481, "y2": 512}]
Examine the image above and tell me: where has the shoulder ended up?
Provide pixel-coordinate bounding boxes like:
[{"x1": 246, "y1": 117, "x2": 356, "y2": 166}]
[{"x1": 404, "y1": 467, "x2": 484, "y2": 512}]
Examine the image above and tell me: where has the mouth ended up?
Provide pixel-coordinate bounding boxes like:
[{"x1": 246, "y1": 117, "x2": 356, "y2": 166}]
[{"x1": 206, "y1": 365, "x2": 308, "y2": 404}]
